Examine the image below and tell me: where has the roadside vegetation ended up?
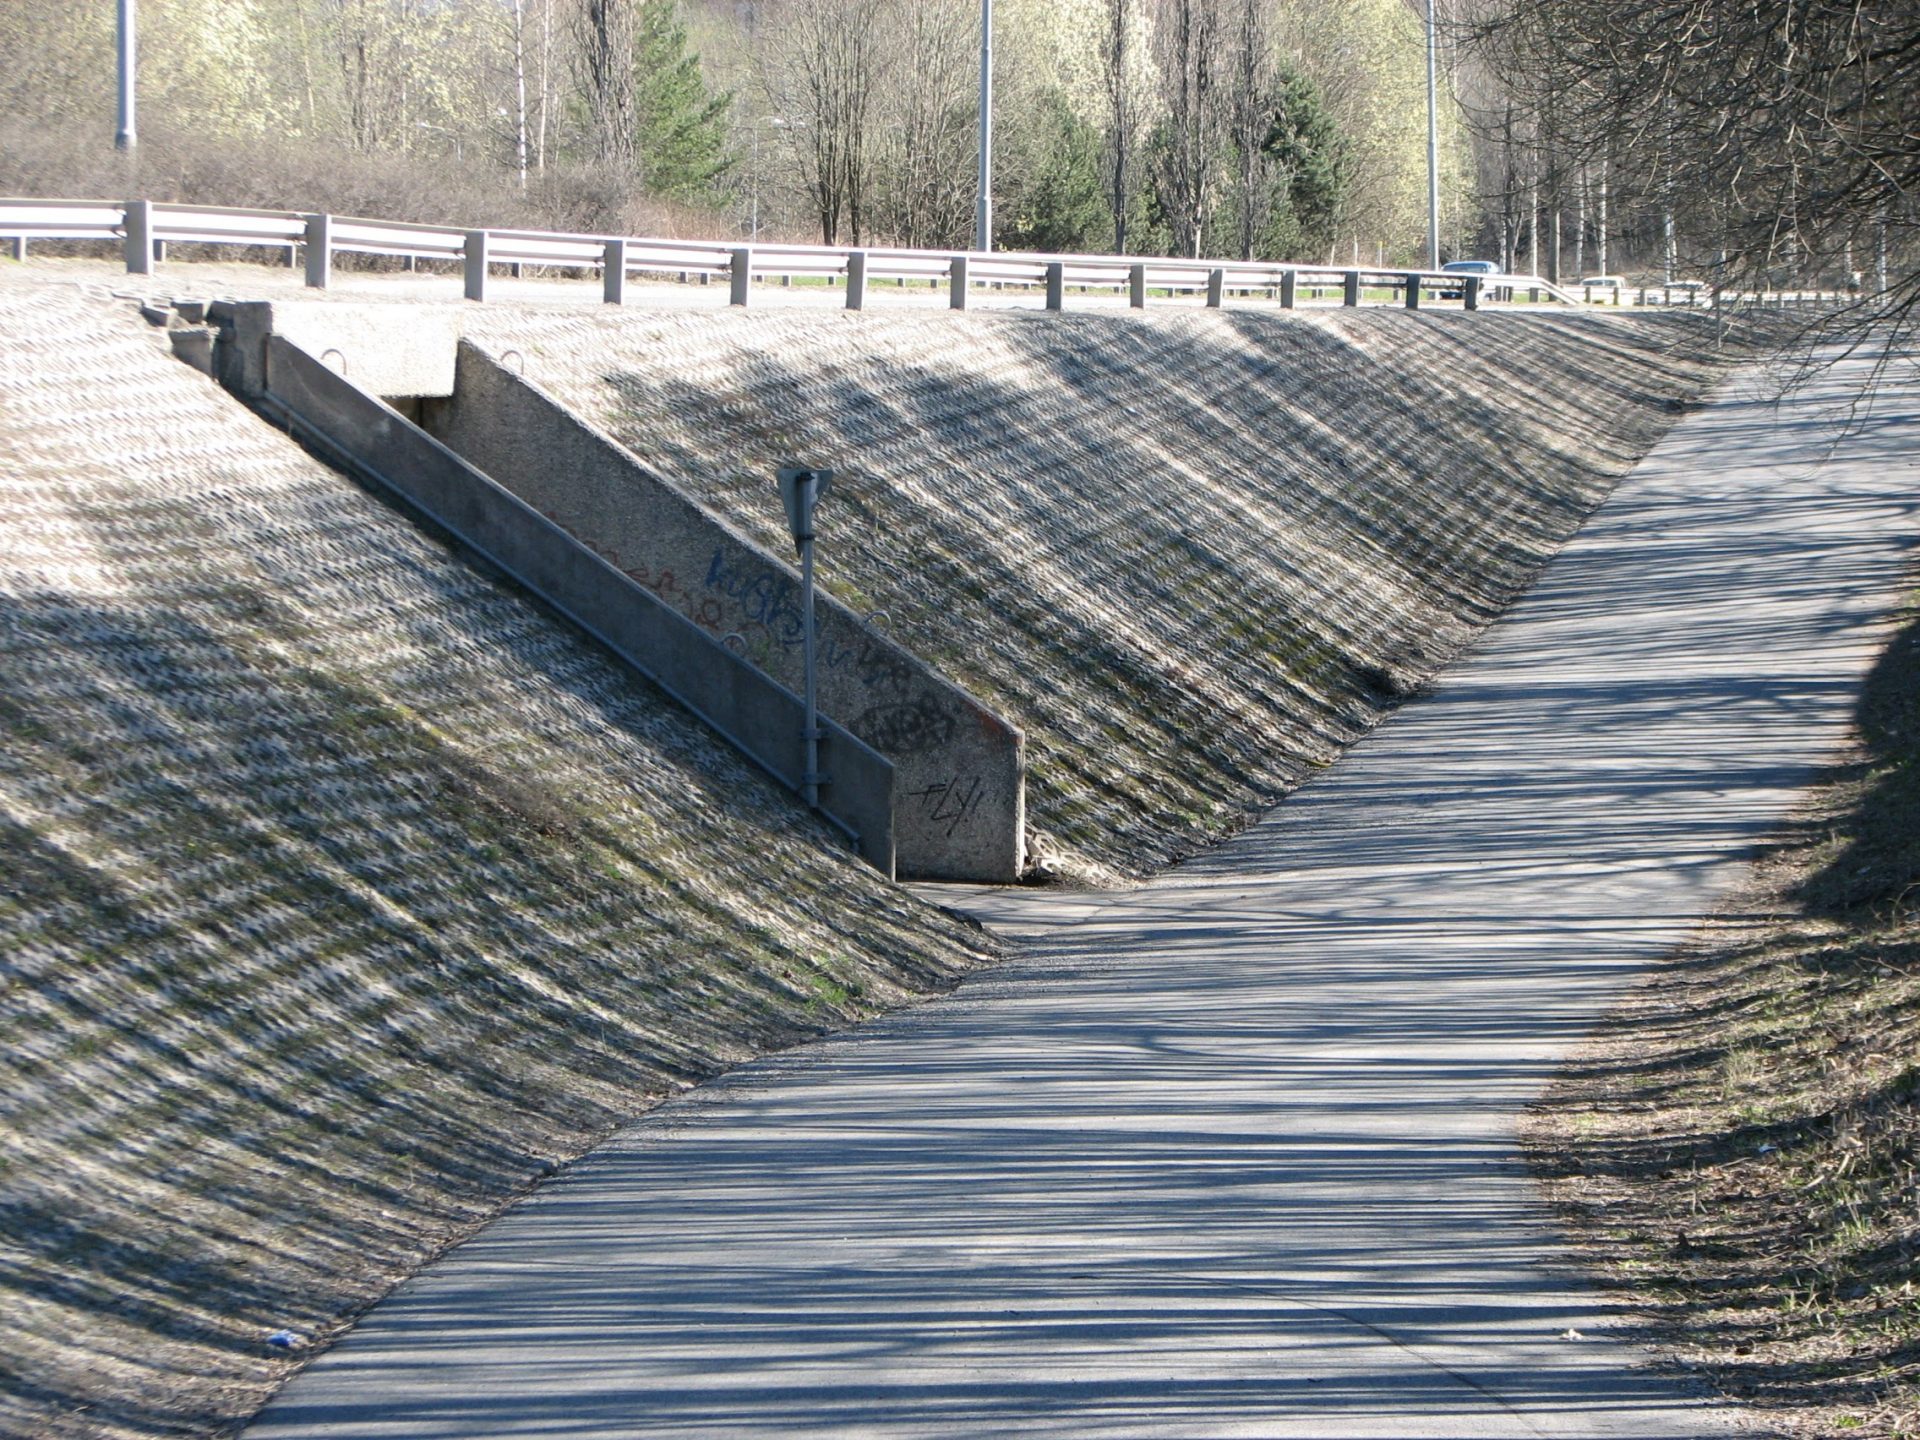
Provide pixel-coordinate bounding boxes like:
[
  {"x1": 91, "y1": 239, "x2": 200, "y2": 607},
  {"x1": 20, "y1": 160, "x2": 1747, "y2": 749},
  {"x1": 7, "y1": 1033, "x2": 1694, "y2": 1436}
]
[
  {"x1": 0, "y1": 0, "x2": 1481, "y2": 270},
  {"x1": 1529, "y1": 596, "x2": 1920, "y2": 1438}
]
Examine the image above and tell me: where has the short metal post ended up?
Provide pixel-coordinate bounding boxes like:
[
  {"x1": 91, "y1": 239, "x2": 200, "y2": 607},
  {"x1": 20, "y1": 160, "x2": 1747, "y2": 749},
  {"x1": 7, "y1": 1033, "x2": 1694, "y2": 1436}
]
[
  {"x1": 123, "y1": 199, "x2": 153, "y2": 275},
  {"x1": 464, "y1": 230, "x2": 489, "y2": 301},
  {"x1": 1129, "y1": 263, "x2": 1146, "y2": 309},
  {"x1": 801, "y1": 524, "x2": 819, "y2": 809},
  {"x1": 1280, "y1": 271, "x2": 1297, "y2": 309},
  {"x1": 777, "y1": 467, "x2": 831, "y2": 814},
  {"x1": 949, "y1": 253, "x2": 969, "y2": 310},
  {"x1": 730, "y1": 246, "x2": 753, "y2": 306},
  {"x1": 304, "y1": 213, "x2": 331, "y2": 289},
  {"x1": 1404, "y1": 273, "x2": 1422, "y2": 309},
  {"x1": 1464, "y1": 275, "x2": 1482, "y2": 311},
  {"x1": 1206, "y1": 268, "x2": 1225, "y2": 308},
  {"x1": 1343, "y1": 271, "x2": 1360, "y2": 307},
  {"x1": 846, "y1": 250, "x2": 867, "y2": 310},
  {"x1": 603, "y1": 239, "x2": 626, "y2": 304},
  {"x1": 1045, "y1": 261, "x2": 1065, "y2": 310},
  {"x1": 9, "y1": 236, "x2": 24, "y2": 262}
]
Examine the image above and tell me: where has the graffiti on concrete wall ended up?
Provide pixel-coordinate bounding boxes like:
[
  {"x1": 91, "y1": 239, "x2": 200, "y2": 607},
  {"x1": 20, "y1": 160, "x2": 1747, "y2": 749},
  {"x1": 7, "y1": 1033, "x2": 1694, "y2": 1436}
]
[{"x1": 906, "y1": 775, "x2": 985, "y2": 837}]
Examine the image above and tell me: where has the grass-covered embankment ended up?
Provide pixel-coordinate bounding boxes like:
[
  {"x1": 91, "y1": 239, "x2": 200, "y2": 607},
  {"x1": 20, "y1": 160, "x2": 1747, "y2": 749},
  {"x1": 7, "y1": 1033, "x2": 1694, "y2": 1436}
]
[
  {"x1": 0, "y1": 274, "x2": 997, "y2": 1440},
  {"x1": 1529, "y1": 595, "x2": 1920, "y2": 1438}
]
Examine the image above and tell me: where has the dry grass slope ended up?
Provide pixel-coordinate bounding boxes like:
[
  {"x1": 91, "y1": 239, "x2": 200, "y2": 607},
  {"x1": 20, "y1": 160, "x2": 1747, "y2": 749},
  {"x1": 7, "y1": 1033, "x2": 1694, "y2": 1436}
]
[
  {"x1": 465, "y1": 304, "x2": 1766, "y2": 881},
  {"x1": 0, "y1": 276, "x2": 996, "y2": 1440},
  {"x1": 1530, "y1": 596, "x2": 1920, "y2": 1439}
]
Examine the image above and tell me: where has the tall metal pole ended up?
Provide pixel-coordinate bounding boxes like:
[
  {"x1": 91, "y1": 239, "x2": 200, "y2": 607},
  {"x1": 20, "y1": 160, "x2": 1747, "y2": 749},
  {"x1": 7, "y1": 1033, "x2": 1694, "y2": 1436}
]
[
  {"x1": 1425, "y1": 0, "x2": 1439, "y2": 268},
  {"x1": 976, "y1": 0, "x2": 993, "y2": 253},
  {"x1": 115, "y1": 0, "x2": 136, "y2": 152}
]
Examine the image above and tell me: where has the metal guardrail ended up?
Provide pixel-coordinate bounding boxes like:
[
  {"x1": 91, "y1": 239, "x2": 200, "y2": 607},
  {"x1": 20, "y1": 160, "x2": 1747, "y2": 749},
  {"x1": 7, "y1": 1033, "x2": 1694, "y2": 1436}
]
[
  {"x1": 0, "y1": 194, "x2": 1536, "y2": 312},
  {"x1": 0, "y1": 195, "x2": 1849, "y2": 314}
]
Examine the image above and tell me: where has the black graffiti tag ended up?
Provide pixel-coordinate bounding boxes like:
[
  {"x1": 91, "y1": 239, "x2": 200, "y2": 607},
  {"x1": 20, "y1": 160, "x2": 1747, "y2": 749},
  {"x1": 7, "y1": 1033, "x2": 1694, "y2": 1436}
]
[
  {"x1": 853, "y1": 698, "x2": 958, "y2": 755},
  {"x1": 907, "y1": 775, "x2": 985, "y2": 837}
]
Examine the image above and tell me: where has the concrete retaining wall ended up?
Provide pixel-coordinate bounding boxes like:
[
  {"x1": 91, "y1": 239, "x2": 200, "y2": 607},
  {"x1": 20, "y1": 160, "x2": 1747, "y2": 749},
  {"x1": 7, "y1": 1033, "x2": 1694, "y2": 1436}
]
[
  {"x1": 261, "y1": 334, "x2": 899, "y2": 875},
  {"x1": 424, "y1": 341, "x2": 1025, "y2": 882},
  {"x1": 214, "y1": 300, "x2": 464, "y2": 400}
]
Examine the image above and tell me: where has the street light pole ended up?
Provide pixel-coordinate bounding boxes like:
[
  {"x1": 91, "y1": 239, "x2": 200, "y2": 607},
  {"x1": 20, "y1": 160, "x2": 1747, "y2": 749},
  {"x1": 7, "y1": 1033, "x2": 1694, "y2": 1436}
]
[
  {"x1": 1425, "y1": 0, "x2": 1439, "y2": 269},
  {"x1": 976, "y1": 0, "x2": 993, "y2": 253},
  {"x1": 116, "y1": 0, "x2": 136, "y2": 152}
]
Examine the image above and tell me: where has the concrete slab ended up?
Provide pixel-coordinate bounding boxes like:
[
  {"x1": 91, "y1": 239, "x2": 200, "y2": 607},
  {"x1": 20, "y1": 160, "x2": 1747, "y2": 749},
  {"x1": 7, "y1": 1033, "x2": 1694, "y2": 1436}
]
[{"x1": 246, "y1": 350, "x2": 1920, "y2": 1438}]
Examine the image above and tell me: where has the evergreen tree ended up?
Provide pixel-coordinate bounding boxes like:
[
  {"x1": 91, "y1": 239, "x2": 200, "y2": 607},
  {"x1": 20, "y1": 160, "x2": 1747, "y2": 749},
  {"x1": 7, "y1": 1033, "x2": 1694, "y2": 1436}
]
[
  {"x1": 998, "y1": 92, "x2": 1109, "y2": 254},
  {"x1": 1261, "y1": 60, "x2": 1349, "y2": 259},
  {"x1": 632, "y1": 0, "x2": 732, "y2": 203}
]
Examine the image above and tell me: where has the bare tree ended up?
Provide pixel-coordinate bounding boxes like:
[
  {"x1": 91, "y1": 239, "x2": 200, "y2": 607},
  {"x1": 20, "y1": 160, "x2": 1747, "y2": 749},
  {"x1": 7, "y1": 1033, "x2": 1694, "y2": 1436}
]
[
  {"x1": 1150, "y1": 0, "x2": 1226, "y2": 258},
  {"x1": 764, "y1": 0, "x2": 887, "y2": 244},
  {"x1": 1470, "y1": 0, "x2": 1920, "y2": 339},
  {"x1": 1224, "y1": 0, "x2": 1272, "y2": 260},
  {"x1": 576, "y1": 0, "x2": 636, "y2": 167},
  {"x1": 1098, "y1": 0, "x2": 1146, "y2": 253},
  {"x1": 876, "y1": 2, "x2": 974, "y2": 249}
]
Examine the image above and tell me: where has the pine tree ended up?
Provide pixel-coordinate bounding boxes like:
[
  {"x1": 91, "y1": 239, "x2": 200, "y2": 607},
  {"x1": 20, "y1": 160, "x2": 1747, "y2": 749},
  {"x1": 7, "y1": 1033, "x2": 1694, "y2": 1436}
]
[
  {"x1": 1262, "y1": 60, "x2": 1349, "y2": 260},
  {"x1": 631, "y1": 0, "x2": 732, "y2": 203}
]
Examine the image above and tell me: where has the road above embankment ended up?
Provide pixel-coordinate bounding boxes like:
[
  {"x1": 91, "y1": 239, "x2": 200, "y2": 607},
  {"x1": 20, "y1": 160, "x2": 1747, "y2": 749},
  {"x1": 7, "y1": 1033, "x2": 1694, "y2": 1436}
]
[{"x1": 249, "y1": 352, "x2": 1918, "y2": 1437}]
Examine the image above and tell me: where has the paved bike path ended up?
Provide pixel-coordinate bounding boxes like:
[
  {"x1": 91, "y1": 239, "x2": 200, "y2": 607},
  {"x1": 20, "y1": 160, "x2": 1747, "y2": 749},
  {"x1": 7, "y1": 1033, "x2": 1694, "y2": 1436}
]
[{"x1": 251, "y1": 351, "x2": 1919, "y2": 1437}]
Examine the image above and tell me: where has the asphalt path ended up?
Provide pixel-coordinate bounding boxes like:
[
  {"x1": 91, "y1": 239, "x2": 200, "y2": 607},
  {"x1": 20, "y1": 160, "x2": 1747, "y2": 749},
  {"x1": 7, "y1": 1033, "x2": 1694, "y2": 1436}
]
[{"x1": 249, "y1": 347, "x2": 1919, "y2": 1438}]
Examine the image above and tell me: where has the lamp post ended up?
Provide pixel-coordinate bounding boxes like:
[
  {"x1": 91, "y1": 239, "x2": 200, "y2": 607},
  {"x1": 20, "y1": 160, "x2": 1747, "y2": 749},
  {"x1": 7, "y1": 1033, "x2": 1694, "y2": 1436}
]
[
  {"x1": 976, "y1": 0, "x2": 993, "y2": 252},
  {"x1": 758, "y1": 117, "x2": 808, "y2": 241},
  {"x1": 1425, "y1": 0, "x2": 1439, "y2": 268},
  {"x1": 115, "y1": 0, "x2": 136, "y2": 152}
]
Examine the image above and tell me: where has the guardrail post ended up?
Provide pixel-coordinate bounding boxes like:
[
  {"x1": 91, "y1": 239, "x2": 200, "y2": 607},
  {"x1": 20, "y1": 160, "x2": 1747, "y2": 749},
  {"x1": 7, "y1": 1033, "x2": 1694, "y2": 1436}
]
[
  {"x1": 1206, "y1": 268, "x2": 1225, "y2": 308},
  {"x1": 603, "y1": 239, "x2": 626, "y2": 304},
  {"x1": 1403, "y1": 273, "x2": 1422, "y2": 310},
  {"x1": 304, "y1": 213, "x2": 332, "y2": 289},
  {"x1": 1342, "y1": 271, "x2": 1360, "y2": 307},
  {"x1": 845, "y1": 250, "x2": 867, "y2": 310},
  {"x1": 123, "y1": 199, "x2": 154, "y2": 275},
  {"x1": 730, "y1": 247, "x2": 753, "y2": 307},
  {"x1": 1129, "y1": 263, "x2": 1146, "y2": 309},
  {"x1": 8, "y1": 236, "x2": 24, "y2": 262},
  {"x1": 1464, "y1": 275, "x2": 1482, "y2": 311},
  {"x1": 949, "y1": 254, "x2": 969, "y2": 310},
  {"x1": 464, "y1": 230, "x2": 490, "y2": 302},
  {"x1": 1279, "y1": 271, "x2": 1297, "y2": 309},
  {"x1": 1045, "y1": 261, "x2": 1065, "y2": 311}
]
